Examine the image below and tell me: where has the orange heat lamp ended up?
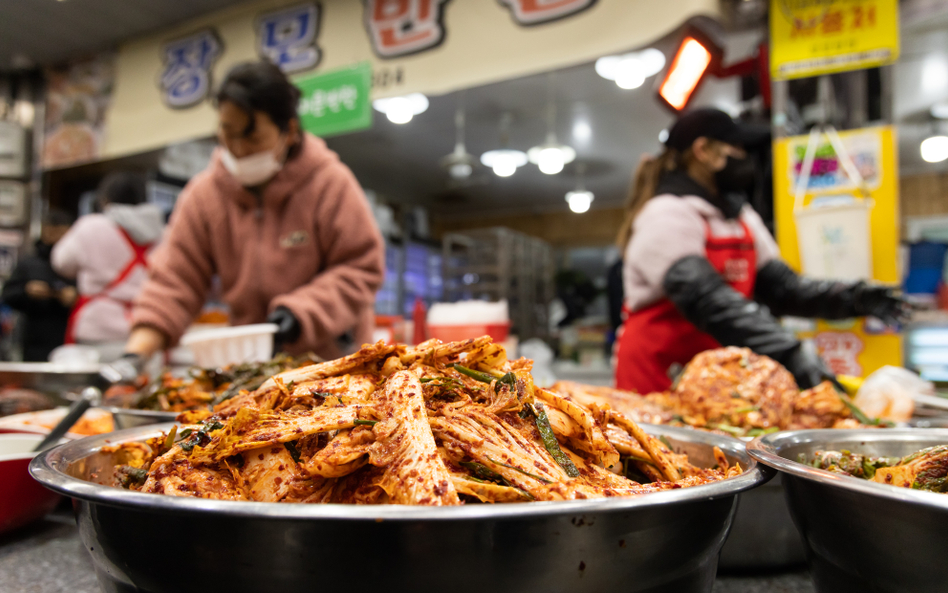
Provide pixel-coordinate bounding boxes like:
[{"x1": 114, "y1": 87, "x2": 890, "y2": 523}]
[
  {"x1": 656, "y1": 29, "x2": 768, "y2": 113},
  {"x1": 658, "y1": 37, "x2": 714, "y2": 111}
]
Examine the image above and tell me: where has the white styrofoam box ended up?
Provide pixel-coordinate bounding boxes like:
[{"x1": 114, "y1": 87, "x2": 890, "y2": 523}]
[
  {"x1": 427, "y1": 300, "x2": 509, "y2": 326},
  {"x1": 180, "y1": 324, "x2": 278, "y2": 368}
]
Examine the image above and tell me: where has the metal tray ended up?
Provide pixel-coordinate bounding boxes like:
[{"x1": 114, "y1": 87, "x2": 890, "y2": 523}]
[
  {"x1": 748, "y1": 429, "x2": 948, "y2": 593},
  {"x1": 31, "y1": 423, "x2": 768, "y2": 593},
  {"x1": 99, "y1": 407, "x2": 177, "y2": 430}
]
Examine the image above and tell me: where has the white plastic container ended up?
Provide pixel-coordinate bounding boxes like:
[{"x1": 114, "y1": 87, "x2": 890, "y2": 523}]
[{"x1": 180, "y1": 323, "x2": 278, "y2": 368}]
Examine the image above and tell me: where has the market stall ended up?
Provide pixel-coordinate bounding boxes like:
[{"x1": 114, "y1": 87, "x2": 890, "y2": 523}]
[{"x1": 4, "y1": 0, "x2": 948, "y2": 592}]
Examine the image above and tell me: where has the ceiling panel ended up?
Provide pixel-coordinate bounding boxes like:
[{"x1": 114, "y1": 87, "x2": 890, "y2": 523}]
[{"x1": 0, "y1": 0, "x2": 241, "y2": 70}]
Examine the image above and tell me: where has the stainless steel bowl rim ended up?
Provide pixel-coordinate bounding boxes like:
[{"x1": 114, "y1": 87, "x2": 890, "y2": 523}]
[
  {"x1": 748, "y1": 428, "x2": 948, "y2": 511},
  {"x1": 31, "y1": 422, "x2": 768, "y2": 522}
]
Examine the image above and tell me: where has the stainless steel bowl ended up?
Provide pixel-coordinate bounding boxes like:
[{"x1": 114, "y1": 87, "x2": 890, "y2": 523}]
[
  {"x1": 717, "y1": 472, "x2": 805, "y2": 569},
  {"x1": 31, "y1": 423, "x2": 768, "y2": 593},
  {"x1": 748, "y1": 429, "x2": 948, "y2": 593}
]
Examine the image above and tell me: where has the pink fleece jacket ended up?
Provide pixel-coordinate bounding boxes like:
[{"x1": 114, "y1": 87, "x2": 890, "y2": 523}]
[{"x1": 131, "y1": 134, "x2": 385, "y2": 359}]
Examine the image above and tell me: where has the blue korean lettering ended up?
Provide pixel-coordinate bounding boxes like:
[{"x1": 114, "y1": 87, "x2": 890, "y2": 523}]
[
  {"x1": 159, "y1": 30, "x2": 222, "y2": 109},
  {"x1": 257, "y1": 4, "x2": 321, "y2": 73}
]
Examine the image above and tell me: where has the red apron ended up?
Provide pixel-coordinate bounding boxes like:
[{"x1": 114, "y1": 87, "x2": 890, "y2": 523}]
[
  {"x1": 615, "y1": 219, "x2": 757, "y2": 393},
  {"x1": 64, "y1": 228, "x2": 152, "y2": 344}
]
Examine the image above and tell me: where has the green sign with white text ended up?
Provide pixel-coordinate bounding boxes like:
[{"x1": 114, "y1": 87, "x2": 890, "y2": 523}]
[{"x1": 295, "y1": 62, "x2": 372, "y2": 138}]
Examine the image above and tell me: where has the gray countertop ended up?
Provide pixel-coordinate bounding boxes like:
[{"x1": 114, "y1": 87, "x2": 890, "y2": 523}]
[{"x1": 0, "y1": 509, "x2": 815, "y2": 593}]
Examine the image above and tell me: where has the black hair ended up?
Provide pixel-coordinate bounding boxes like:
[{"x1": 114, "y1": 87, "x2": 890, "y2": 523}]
[
  {"x1": 215, "y1": 61, "x2": 301, "y2": 137},
  {"x1": 98, "y1": 172, "x2": 147, "y2": 206},
  {"x1": 43, "y1": 208, "x2": 74, "y2": 227}
]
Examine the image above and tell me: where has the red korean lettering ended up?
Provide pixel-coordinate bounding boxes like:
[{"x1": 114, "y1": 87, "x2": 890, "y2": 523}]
[
  {"x1": 820, "y1": 10, "x2": 844, "y2": 35},
  {"x1": 852, "y1": 4, "x2": 876, "y2": 28},
  {"x1": 499, "y1": 0, "x2": 597, "y2": 26},
  {"x1": 365, "y1": 0, "x2": 450, "y2": 58}
]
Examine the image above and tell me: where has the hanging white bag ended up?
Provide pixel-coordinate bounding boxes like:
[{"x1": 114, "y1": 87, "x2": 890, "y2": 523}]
[{"x1": 792, "y1": 126, "x2": 874, "y2": 282}]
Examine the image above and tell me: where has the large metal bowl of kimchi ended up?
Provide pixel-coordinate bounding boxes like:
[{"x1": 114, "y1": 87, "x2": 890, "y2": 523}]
[
  {"x1": 32, "y1": 422, "x2": 767, "y2": 593},
  {"x1": 748, "y1": 428, "x2": 948, "y2": 593}
]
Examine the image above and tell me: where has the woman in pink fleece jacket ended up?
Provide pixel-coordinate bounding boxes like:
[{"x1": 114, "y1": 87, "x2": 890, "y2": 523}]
[{"x1": 124, "y1": 61, "x2": 384, "y2": 362}]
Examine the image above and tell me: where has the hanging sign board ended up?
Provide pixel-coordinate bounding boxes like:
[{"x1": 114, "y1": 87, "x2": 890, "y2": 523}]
[
  {"x1": 769, "y1": 0, "x2": 899, "y2": 80},
  {"x1": 295, "y1": 62, "x2": 372, "y2": 138},
  {"x1": 101, "y1": 0, "x2": 718, "y2": 160},
  {"x1": 774, "y1": 125, "x2": 901, "y2": 377}
]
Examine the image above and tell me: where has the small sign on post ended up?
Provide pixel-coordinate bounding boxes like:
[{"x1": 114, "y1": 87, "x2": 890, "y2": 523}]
[
  {"x1": 770, "y1": 0, "x2": 899, "y2": 80},
  {"x1": 295, "y1": 62, "x2": 373, "y2": 138}
]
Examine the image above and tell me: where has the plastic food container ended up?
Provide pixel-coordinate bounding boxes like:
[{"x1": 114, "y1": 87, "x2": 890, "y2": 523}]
[
  {"x1": 428, "y1": 300, "x2": 511, "y2": 343},
  {"x1": 428, "y1": 323, "x2": 511, "y2": 343},
  {"x1": 0, "y1": 434, "x2": 62, "y2": 534},
  {"x1": 180, "y1": 323, "x2": 278, "y2": 368}
]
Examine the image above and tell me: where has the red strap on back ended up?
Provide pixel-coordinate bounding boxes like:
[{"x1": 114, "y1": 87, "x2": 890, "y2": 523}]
[
  {"x1": 64, "y1": 227, "x2": 153, "y2": 344},
  {"x1": 103, "y1": 228, "x2": 152, "y2": 292}
]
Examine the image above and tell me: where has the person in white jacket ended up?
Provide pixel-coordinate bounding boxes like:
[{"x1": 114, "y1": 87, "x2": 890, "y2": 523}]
[{"x1": 52, "y1": 172, "x2": 165, "y2": 360}]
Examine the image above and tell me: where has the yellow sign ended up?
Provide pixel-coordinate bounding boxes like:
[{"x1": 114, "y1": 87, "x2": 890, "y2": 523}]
[
  {"x1": 773, "y1": 126, "x2": 901, "y2": 376},
  {"x1": 770, "y1": 0, "x2": 899, "y2": 80}
]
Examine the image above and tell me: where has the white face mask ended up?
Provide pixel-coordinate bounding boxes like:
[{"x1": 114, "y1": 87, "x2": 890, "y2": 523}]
[{"x1": 220, "y1": 137, "x2": 287, "y2": 187}]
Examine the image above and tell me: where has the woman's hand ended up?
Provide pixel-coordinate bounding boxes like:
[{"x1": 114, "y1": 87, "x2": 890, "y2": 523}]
[
  {"x1": 25, "y1": 280, "x2": 52, "y2": 299},
  {"x1": 58, "y1": 286, "x2": 78, "y2": 308},
  {"x1": 124, "y1": 326, "x2": 167, "y2": 359}
]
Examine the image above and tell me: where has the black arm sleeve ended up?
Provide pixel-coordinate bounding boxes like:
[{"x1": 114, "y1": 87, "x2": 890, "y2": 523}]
[
  {"x1": 754, "y1": 259, "x2": 859, "y2": 319},
  {"x1": 663, "y1": 255, "x2": 835, "y2": 389},
  {"x1": 754, "y1": 260, "x2": 909, "y2": 327}
]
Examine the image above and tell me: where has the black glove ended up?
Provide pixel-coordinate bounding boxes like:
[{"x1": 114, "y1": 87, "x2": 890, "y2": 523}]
[
  {"x1": 268, "y1": 306, "x2": 301, "y2": 348},
  {"x1": 781, "y1": 345, "x2": 843, "y2": 391},
  {"x1": 755, "y1": 260, "x2": 910, "y2": 327},
  {"x1": 99, "y1": 353, "x2": 145, "y2": 386},
  {"x1": 664, "y1": 256, "x2": 831, "y2": 389}
]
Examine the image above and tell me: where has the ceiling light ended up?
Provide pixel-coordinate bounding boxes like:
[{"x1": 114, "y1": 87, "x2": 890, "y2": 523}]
[
  {"x1": 440, "y1": 104, "x2": 477, "y2": 180},
  {"x1": 932, "y1": 101, "x2": 948, "y2": 119},
  {"x1": 921, "y1": 135, "x2": 948, "y2": 163},
  {"x1": 596, "y1": 48, "x2": 666, "y2": 90},
  {"x1": 449, "y1": 163, "x2": 473, "y2": 179},
  {"x1": 566, "y1": 190, "x2": 593, "y2": 213},
  {"x1": 481, "y1": 149, "x2": 527, "y2": 177},
  {"x1": 572, "y1": 120, "x2": 591, "y2": 143},
  {"x1": 658, "y1": 36, "x2": 713, "y2": 111},
  {"x1": 566, "y1": 162, "x2": 593, "y2": 214},
  {"x1": 373, "y1": 93, "x2": 429, "y2": 124},
  {"x1": 528, "y1": 74, "x2": 577, "y2": 175},
  {"x1": 482, "y1": 113, "x2": 527, "y2": 178},
  {"x1": 528, "y1": 143, "x2": 576, "y2": 175}
]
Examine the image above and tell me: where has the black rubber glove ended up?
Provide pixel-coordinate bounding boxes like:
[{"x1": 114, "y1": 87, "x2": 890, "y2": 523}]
[
  {"x1": 268, "y1": 306, "x2": 301, "y2": 348},
  {"x1": 664, "y1": 255, "x2": 833, "y2": 389},
  {"x1": 755, "y1": 260, "x2": 910, "y2": 327}
]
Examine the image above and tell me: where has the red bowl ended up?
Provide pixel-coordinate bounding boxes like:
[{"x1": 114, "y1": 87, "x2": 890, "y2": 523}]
[
  {"x1": 428, "y1": 323, "x2": 511, "y2": 344},
  {"x1": 0, "y1": 434, "x2": 62, "y2": 534}
]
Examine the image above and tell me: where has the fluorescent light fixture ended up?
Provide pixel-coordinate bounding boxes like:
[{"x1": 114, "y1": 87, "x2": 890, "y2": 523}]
[
  {"x1": 658, "y1": 37, "x2": 713, "y2": 111},
  {"x1": 373, "y1": 93, "x2": 429, "y2": 124},
  {"x1": 566, "y1": 189, "x2": 593, "y2": 213},
  {"x1": 596, "y1": 48, "x2": 666, "y2": 91},
  {"x1": 921, "y1": 135, "x2": 948, "y2": 163},
  {"x1": 481, "y1": 149, "x2": 528, "y2": 177}
]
